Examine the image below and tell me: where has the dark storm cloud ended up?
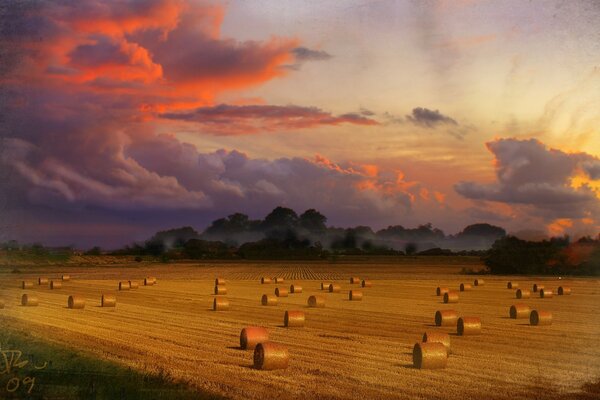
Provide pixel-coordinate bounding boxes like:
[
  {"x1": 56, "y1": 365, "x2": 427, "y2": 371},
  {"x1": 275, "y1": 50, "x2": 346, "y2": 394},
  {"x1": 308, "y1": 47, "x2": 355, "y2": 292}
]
[{"x1": 406, "y1": 107, "x2": 458, "y2": 128}]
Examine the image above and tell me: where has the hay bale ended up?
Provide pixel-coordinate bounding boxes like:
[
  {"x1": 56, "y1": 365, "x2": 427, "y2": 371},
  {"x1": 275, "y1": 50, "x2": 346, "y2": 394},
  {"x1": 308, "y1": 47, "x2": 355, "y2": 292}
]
[
  {"x1": 308, "y1": 295, "x2": 325, "y2": 308},
  {"x1": 144, "y1": 277, "x2": 155, "y2": 286},
  {"x1": 261, "y1": 294, "x2": 278, "y2": 306},
  {"x1": 50, "y1": 280, "x2": 62, "y2": 290},
  {"x1": 253, "y1": 342, "x2": 289, "y2": 370},
  {"x1": 21, "y1": 281, "x2": 33, "y2": 289},
  {"x1": 540, "y1": 289, "x2": 553, "y2": 298},
  {"x1": 443, "y1": 291, "x2": 459, "y2": 303},
  {"x1": 361, "y1": 280, "x2": 372, "y2": 288},
  {"x1": 21, "y1": 294, "x2": 39, "y2": 306},
  {"x1": 213, "y1": 297, "x2": 229, "y2": 311},
  {"x1": 436, "y1": 287, "x2": 449, "y2": 296},
  {"x1": 328, "y1": 284, "x2": 341, "y2": 293},
  {"x1": 349, "y1": 290, "x2": 363, "y2": 301},
  {"x1": 350, "y1": 277, "x2": 360, "y2": 284},
  {"x1": 215, "y1": 285, "x2": 227, "y2": 295},
  {"x1": 101, "y1": 294, "x2": 116, "y2": 307},
  {"x1": 118, "y1": 281, "x2": 130, "y2": 291},
  {"x1": 240, "y1": 326, "x2": 269, "y2": 350},
  {"x1": 530, "y1": 310, "x2": 552, "y2": 326},
  {"x1": 516, "y1": 289, "x2": 530, "y2": 299},
  {"x1": 284, "y1": 310, "x2": 305, "y2": 327},
  {"x1": 459, "y1": 283, "x2": 472, "y2": 292},
  {"x1": 274, "y1": 277, "x2": 284, "y2": 283},
  {"x1": 435, "y1": 310, "x2": 458, "y2": 327},
  {"x1": 558, "y1": 286, "x2": 571, "y2": 295},
  {"x1": 261, "y1": 277, "x2": 272, "y2": 284},
  {"x1": 38, "y1": 278, "x2": 48, "y2": 285},
  {"x1": 275, "y1": 287, "x2": 288, "y2": 297},
  {"x1": 457, "y1": 317, "x2": 481, "y2": 335},
  {"x1": 422, "y1": 331, "x2": 451, "y2": 353},
  {"x1": 509, "y1": 303, "x2": 531, "y2": 319},
  {"x1": 215, "y1": 278, "x2": 226, "y2": 286},
  {"x1": 290, "y1": 284, "x2": 302, "y2": 294},
  {"x1": 474, "y1": 279, "x2": 485, "y2": 286},
  {"x1": 129, "y1": 281, "x2": 139, "y2": 289},
  {"x1": 533, "y1": 283, "x2": 544, "y2": 293},
  {"x1": 320, "y1": 282, "x2": 331, "y2": 290},
  {"x1": 507, "y1": 282, "x2": 518, "y2": 289},
  {"x1": 62, "y1": 275, "x2": 71, "y2": 281},
  {"x1": 412, "y1": 342, "x2": 447, "y2": 369},
  {"x1": 68, "y1": 295, "x2": 85, "y2": 309}
]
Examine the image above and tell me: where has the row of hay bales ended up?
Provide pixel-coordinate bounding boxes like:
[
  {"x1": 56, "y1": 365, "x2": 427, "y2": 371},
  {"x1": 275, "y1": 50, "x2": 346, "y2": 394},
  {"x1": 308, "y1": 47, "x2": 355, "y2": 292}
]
[
  {"x1": 21, "y1": 275, "x2": 71, "y2": 290},
  {"x1": 17, "y1": 276, "x2": 157, "y2": 309},
  {"x1": 233, "y1": 276, "x2": 373, "y2": 370},
  {"x1": 422, "y1": 279, "x2": 487, "y2": 368},
  {"x1": 213, "y1": 278, "x2": 229, "y2": 310}
]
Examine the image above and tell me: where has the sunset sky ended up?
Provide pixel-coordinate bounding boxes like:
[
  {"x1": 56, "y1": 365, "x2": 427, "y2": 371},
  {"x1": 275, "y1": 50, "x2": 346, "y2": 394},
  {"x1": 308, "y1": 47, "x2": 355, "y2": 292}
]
[{"x1": 1, "y1": 0, "x2": 599, "y2": 248}]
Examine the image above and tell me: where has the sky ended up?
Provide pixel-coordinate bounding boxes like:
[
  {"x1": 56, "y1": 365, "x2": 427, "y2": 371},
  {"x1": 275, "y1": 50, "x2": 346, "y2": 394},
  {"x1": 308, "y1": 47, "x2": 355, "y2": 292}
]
[{"x1": 0, "y1": 0, "x2": 599, "y2": 248}]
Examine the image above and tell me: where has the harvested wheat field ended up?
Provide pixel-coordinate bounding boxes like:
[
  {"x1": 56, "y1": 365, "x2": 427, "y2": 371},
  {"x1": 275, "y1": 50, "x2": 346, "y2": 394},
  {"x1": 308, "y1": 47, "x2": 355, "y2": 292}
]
[{"x1": 1, "y1": 258, "x2": 599, "y2": 400}]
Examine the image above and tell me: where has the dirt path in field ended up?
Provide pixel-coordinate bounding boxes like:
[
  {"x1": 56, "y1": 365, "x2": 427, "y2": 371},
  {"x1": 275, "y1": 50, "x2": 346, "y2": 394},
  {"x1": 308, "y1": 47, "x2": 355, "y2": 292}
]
[{"x1": 1, "y1": 261, "x2": 599, "y2": 399}]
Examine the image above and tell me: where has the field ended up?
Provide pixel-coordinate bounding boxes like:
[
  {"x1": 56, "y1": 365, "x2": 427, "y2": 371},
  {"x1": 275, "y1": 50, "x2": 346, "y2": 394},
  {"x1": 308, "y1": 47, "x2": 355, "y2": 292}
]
[{"x1": 1, "y1": 258, "x2": 599, "y2": 399}]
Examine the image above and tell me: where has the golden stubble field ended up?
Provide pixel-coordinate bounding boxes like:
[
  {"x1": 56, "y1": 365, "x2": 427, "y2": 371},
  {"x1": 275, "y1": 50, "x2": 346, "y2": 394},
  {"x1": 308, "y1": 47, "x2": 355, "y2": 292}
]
[{"x1": 1, "y1": 259, "x2": 599, "y2": 400}]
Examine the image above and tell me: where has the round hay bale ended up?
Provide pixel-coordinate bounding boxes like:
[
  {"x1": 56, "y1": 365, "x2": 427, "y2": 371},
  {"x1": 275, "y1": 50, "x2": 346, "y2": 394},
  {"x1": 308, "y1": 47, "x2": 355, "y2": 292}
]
[
  {"x1": 558, "y1": 286, "x2": 571, "y2": 295},
  {"x1": 290, "y1": 284, "x2": 302, "y2": 294},
  {"x1": 240, "y1": 326, "x2": 269, "y2": 350},
  {"x1": 349, "y1": 290, "x2": 363, "y2": 301},
  {"x1": 361, "y1": 280, "x2": 372, "y2": 288},
  {"x1": 274, "y1": 277, "x2": 284, "y2": 283},
  {"x1": 144, "y1": 277, "x2": 155, "y2": 286},
  {"x1": 474, "y1": 279, "x2": 485, "y2": 286},
  {"x1": 261, "y1": 294, "x2": 278, "y2": 306},
  {"x1": 261, "y1": 277, "x2": 272, "y2": 284},
  {"x1": 118, "y1": 281, "x2": 130, "y2": 290},
  {"x1": 275, "y1": 287, "x2": 288, "y2": 297},
  {"x1": 509, "y1": 304, "x2": 530, "y2": 319},
  {"x1": 215, "y1": 278, "x2": 226, "y2": 286},
  {"x1": 284, "y1": 310, "x2": 305, "y2": 327},
  {"x1": 307, "y1": 295, "x2": 325, "y2": 308},
  {"x1": 422, "y1": 331, "x2": 451, "y2": 353},
  {"x1": 21, "y1": 294, "x2": 39, "y2": 306},
  {"x1": 213, "y1": 297, "x2": 229, "y2": 311},
  {"x1": 436, "y1": 287, "x2": 449, "y2": 296},
  {"x1": 533, "y1": 284, "x2": 544, "y2": 293},
  {"x1": 350, "y1": 277, "x2": 360, "y2": 284},
  {"x1": 507, "y1": 282, "x2": 518, "y2": 289},
  {"x1": 21, "y1": 281, "x2": 34, "y2": 289},
  {"x1": 540, "y1": 289, "x2": 553, "y2": 298},
  {"x1": 101, "y1": 294, "x2": 116, "y2": 307},
  {"x1": 68, "y1": 295, "x2": 85, "y2": 309},
  {"x1": 457, "y1": 317, "x2": 481, "y2": 335},
  {"x1": 62, "y1": 275, "x2": 71, "y2": 281},
  {"x1": 50, "y1": 280, "x2": 62, "y2": 290},
  {"x1": 320, "y1": 282, "x2": 331, "y2": 290},
  {"x1": 460, "y1": 283, "x2": 472, "y2": 292},
  {"x1": 413, "y1": 342, "x2": 447, "y2": 369},
  {"x1": 516, "y1": 289, "x2": 531, "y2": 299},
  {"x1": 435, "y1": 310, "x2": 458, "y2": 327},
  {"x1": 530, "y1": 310, "x2": 552, "y2": 326},
  {"x1": 38, "y1": 278, "x2": 48, "y2": 285},
  {"x1": 253, "y1": 342, "x2": 289, "y2": 370},
  {"x1": 328, "y1": 284, "x2": 341, "y2": 293},
  {"x1": 215, "y1": 285, "x2": 227, "y2": 295},
  {"x1": 443, "y1": 291, "x2": 459, "y2": 303},
  {"x1": 128, "y1": 281, "x2": 139, "y2": 289}
]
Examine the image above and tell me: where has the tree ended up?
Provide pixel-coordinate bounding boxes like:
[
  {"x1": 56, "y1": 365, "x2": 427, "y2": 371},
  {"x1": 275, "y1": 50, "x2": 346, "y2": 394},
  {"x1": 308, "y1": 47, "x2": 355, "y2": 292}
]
[
  {"x1": 458, "y1": 223, "x2": 506, "y2": 238},
  {"x1": 261, "y1": 207, "x2": 299, "y2": 231},
  {"x1": 299, "y1": 209, "x2": 327, "y2": 233}
]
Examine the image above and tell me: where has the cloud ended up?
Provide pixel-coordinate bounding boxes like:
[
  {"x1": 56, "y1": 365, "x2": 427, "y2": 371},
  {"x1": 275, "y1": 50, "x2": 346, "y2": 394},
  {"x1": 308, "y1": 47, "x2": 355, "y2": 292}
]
[
  {"x1": 406, "y1": 107, "x2": 458, "y2": 128},
  {"x1": 292, "y1": 47, "x2": 332, "y2": 61},
  {"x1": 160, "y1": 104, "x2": 378, "y2": 135},
  {"x1": 455, "y1": 138, "x2": 600, "y2": 221}
]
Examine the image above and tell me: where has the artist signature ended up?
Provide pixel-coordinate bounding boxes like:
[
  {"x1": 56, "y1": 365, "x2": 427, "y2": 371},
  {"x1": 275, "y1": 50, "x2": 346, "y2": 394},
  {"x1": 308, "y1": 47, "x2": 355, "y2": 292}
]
[{"x1": 0, "y1": 345, "x2": 48, "y2": 394}]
